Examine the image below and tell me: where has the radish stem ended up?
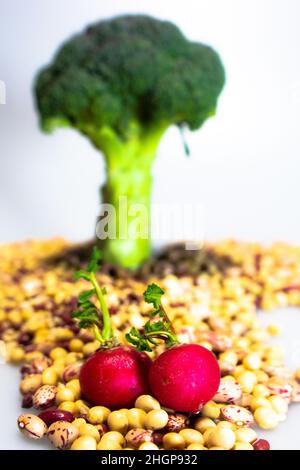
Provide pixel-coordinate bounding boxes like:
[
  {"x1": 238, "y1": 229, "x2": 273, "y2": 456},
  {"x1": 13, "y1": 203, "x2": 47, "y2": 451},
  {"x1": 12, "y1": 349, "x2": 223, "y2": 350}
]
[
  {"x1": 90, "y1": 272, "x2": 112, "y2": 341},
  {"x1": 72, "y1": 247, "x2": 114, "y2": 345}
]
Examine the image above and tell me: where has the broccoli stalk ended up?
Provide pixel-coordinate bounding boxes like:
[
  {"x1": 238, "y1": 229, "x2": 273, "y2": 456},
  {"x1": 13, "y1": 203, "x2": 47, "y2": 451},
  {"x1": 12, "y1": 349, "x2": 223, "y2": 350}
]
[
  {"x1": 89, "y1": 123, "x2": 166, "y2": 267},
  {"x1": 35, "y1": 15, "x2": 225, "y2": 269}
]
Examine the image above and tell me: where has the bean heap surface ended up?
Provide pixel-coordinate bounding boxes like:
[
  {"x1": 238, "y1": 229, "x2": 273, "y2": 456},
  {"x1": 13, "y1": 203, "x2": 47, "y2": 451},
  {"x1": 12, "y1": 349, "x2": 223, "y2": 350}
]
[{"x1": 1, "y1": 239, "x2": 300, "y2": 450}]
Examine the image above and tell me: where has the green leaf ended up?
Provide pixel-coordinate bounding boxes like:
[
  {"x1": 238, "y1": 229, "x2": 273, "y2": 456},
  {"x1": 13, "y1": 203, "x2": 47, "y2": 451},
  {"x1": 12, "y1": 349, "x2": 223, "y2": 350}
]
[
  {"x1": 126, "y1": 284, "x2": 179, "y2": 352},
  {"x1": 126, "y1": 327, "x2": 140, "y2": 340},
  {"x1": 72, "y1": 308, "x2": 99, "y2": 321},
  {"x1": 74, "y1": 270, "x2": 91, "y2": 281},
  {"x1": 78, "y1": 318, "x2": 98, "y2": 329},
  {"x1": 126, "y1": 327, "x2": 153, "y2": 352},
  {"x1": 78, "y1": 289, "x2": 95, "y2": 303},
  {"x1": 87, "y1": 246, "x2": 102, "y2": 273},
  {"x1": 125, "y1": 332, "x2": 139, "y2": 346},
  {"x1": 143, "y1": 283, "x2": 165, "y2": 308},
  {"x1": 78, "y1": 300, "x2": 95, "y2": 310},
  {"x1": 145, "y1": 320, "x2": 165, "y2": 333},
  {"x1": 139, "y1": 342, "x2": 152, "y2": 353},
  {"x1": 72, "y1": 310, "x2": 83, "y2": 319}
]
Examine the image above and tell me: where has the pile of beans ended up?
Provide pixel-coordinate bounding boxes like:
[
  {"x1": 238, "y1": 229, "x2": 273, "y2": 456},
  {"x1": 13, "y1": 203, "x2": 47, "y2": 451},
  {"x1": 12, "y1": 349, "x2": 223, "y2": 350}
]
[
  {"x1": 17, "y1": 391, "x2": 268, "y2": 450},
  {"x1": 1, "y1": 238, "x2": 300, "y2": 450}
]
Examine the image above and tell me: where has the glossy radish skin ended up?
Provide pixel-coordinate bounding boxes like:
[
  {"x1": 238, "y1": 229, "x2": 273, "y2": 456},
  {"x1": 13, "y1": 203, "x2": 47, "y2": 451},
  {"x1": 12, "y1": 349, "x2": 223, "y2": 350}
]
[
  {"x1": 80, "y1": 345, "x2": 151, "y2": 409},
  {"x1": 149, "y1": 344, "x2": 220, "y2": 413}
]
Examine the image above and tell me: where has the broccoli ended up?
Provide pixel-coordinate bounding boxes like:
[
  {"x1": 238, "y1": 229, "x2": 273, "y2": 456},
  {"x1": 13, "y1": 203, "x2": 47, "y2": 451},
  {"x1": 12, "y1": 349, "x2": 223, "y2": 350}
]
[{"x1": 35, "y1": 15, "x2": 225, "y2": 269}]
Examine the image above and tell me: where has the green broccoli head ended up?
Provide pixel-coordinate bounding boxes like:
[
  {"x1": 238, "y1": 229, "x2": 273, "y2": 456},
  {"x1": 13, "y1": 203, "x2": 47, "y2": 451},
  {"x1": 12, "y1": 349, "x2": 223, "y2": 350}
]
[{"x1": 35, "y1": 15, "x2": 225, "y2": 138}]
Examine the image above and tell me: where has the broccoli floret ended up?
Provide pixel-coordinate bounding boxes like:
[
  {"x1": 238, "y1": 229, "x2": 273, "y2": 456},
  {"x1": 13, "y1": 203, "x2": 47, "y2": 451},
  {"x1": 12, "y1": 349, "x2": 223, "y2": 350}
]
[{"x1": 35, "y1": 15, "x2": 225, "y2": 269}]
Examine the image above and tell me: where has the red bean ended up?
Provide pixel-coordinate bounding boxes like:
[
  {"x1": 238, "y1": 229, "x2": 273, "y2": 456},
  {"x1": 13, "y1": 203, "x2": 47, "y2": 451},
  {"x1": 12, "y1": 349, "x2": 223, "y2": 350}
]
[
  {"x1": 38, "y1": 409, "x2": 74, "y2": 426},
  {"x1": 21, "y1": 364, "x2": 33, "y2": 376},
  {"x1": 22, "y1": 394, "x2": 33, "y2": 409},
  {"x1": 152, "y1": 431, "x2": 164, "y2": 446},
  {"x1": 253, "y1": 439, "x2": 270, "y2": 450},
  {"x1": 101, "y1": 423, "x2": 109, "y2": 433},
  {"x1": 76, "y1": 413, "x2": 88, "y2": 420},
  {"x1": 18, "y1": 332, "x2": 33, "y2": 346}
]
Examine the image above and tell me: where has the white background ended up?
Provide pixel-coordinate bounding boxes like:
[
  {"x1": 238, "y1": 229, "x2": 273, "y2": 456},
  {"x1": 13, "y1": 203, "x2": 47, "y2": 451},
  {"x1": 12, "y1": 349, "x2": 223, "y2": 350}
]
[
  {"x1": 1, "y1": 0, "x2": 300, "y2": 450},
  {"x1": 1, "y1": 0, "x2": 300, "y2": 244}
]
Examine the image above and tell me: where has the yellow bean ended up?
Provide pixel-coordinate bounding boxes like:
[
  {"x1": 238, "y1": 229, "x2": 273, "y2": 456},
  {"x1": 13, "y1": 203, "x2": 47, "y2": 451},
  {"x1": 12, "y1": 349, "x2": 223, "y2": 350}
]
[
  {"x1": 207, "y1": 428, "x2": 236, "y2": 450},
  {"x1": 42, "y1": 367, "x2": 58, "y2": 385},
  {"x1": 10, "y1": 347, "x2": 25, "y2": 363},
  {"x1": 107, "y1": 410, "x2": 128, "y2": 434},
  {"x1": 69, "y1": 338, "x2": 84, "y2": 352},
  {"x1": 235, "y1": 427, "x2": 257, "y2": 443},
  {"x1": 66, "y1": 379, "x2": 81, "y2": 400},
  {"x1": 243, "y1": 353, "x2": 261, "y2": 371},
  {"x1": 78, "y1": 423, "x2": 100, "y2": 442},
  {"x1": 56, "y1": 387, "x2": 75, "y2": 404},
  {"x1": 138, "y1": 442, "x2": 159, "y2": 450},
  {"x1": 135, "y1": 395, "x2": 160, "y2": 412},
  {"x1": 202, "y1": 401, "x2": 221, "y2": 419},
  {"x1": 88, "y1": 406, "x2": 110, "y2": 424},
  {"x1": 179, "y1": 428, "x2": 204, "y2": 446},
  {"x1": 233, "y1": 441, "x2": 253, "y2": 450},
  {"x1": 144, "y1": 410, "x2": 168, "y2": 431},
  {"x1": 163, "y1": 433, "x2": 185, "y2": 450},
  {"x1": 71, "y1": 436, "x2": 97, "y2": 450},
  {"x1": 250, "y1": 396, "x2": 272, "y2": 411},
  {"x1": 252, "y1": 384, "x2": 270, "y2": 398},
  {"x1": 50, "y1": 347, "x2": 67, "y2": 360},
  {"x1": 58, "y1": 401, "x2": 77, "y2": 414},
  {"x1": 237, "y1": 371, "x2": 257, "y2": 393},
  {"x1": 187, "y1": 443, "x2": 207, "y2": 450},
  {"x1": 127, "y1": 408, "x2": 146, "y2": 429},
  {"x1": 194, "y1": 417, "x2": 216, "y2": 433},
  {"x1": 254, "y1": 407, "x2": 279, "y2": 429},
  {"x1": 268, "y1": 395, "x2": 288, "y2": 414},
  {"x1": 75, "y1": 400, "x2": 90, "y2": 415}
]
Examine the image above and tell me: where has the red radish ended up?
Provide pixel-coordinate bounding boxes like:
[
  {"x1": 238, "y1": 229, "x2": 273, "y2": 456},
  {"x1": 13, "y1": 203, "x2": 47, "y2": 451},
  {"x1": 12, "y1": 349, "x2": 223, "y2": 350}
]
[
  {"x1": 149, "y1": 343, "x2": 220, "y2": 413},
  {"x1": 127, "y1": 284, "x2": 221, "y2": 413},
  {"x1": 80, "y1": 345, "x2": 151, "y2": 409}
]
